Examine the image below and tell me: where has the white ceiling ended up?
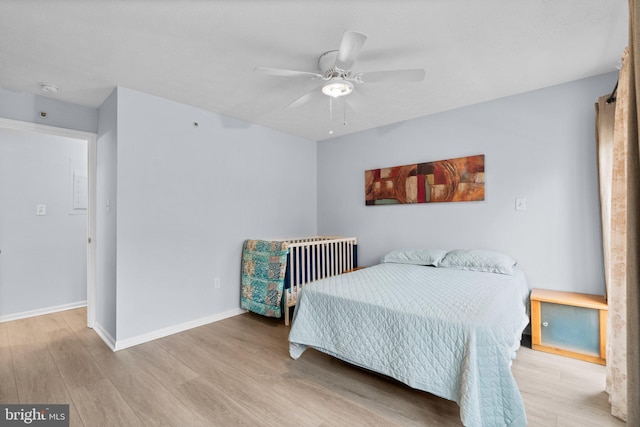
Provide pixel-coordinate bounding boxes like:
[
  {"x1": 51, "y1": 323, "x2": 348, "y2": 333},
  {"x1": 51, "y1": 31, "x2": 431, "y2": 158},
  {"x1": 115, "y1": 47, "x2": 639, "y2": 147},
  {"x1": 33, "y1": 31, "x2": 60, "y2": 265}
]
[{"x1": 0, "y1": 1, "x2": 628, "y2": 141}]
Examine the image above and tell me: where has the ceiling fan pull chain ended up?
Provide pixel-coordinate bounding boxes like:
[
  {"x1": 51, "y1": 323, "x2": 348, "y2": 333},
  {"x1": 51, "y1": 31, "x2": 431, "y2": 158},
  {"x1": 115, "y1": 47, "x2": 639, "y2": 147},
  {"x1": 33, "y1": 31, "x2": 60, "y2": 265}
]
[
  {"x1": 329, "y1": 96, "x2": 333, "y2": 122},
  {"x1": 329, "y1": 96, "x2": 334, "y2": 135},
  {"x1": 343, "y1": 98, "x2": 347, "y2": 126}
]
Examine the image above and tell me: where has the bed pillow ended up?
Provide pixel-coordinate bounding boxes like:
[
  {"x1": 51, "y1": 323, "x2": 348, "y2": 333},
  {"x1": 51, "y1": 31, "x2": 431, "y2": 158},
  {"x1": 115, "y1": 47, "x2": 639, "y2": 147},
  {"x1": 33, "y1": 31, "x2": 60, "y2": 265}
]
[
  {"x1": 439, "y1": 249, "x2": 517, "y2": 275},
  {"x1": 380, "y1": 248, "x2": 448, "y2": 267}
]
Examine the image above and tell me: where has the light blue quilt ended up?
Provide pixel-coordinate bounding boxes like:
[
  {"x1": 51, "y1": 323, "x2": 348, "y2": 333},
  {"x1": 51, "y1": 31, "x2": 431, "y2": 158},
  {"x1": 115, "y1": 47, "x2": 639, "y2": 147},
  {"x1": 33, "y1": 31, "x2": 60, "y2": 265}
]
[{"x1": 288, "y1": 263, "x2": 530, "y2": 427}]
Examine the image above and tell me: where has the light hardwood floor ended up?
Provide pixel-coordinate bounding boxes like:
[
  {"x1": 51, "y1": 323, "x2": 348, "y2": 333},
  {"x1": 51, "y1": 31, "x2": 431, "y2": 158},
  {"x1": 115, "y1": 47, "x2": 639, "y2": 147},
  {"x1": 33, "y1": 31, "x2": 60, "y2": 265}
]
[{"x1": 0, "y1": 308, "x2": 625, "y2": 426}]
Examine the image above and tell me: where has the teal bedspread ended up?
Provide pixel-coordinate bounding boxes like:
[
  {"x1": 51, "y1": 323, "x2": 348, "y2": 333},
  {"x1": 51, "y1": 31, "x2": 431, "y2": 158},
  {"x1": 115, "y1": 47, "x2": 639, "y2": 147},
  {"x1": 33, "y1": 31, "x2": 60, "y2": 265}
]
[
  {"x1": 241, "y1": 239, "x2": 289, "y2": 318},
  {"x1": 289, "y1": 263, "x2": 530, "y2": 427}
]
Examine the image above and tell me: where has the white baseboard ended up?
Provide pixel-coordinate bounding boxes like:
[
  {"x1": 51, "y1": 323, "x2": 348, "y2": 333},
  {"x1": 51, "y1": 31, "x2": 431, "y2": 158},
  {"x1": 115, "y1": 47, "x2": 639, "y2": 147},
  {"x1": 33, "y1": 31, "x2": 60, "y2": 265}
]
[
  {"x1": 0, "y1": 301, "x2": 87, "y2": 323},
  {"x1": 92, "y1": 322, "x2": 116, "y2": 351},
  {"x1": 113, "y1": 308, "x2": 247, "y2": 351},
  {"x1": 0, "y1": 303, "x2": 247, "y2": 352}
]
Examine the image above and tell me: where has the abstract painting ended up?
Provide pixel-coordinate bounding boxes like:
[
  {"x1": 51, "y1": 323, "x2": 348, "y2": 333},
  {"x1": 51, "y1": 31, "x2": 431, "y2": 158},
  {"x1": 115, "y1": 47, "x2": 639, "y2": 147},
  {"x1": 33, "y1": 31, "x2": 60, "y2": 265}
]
[{"x1": 365, "y1": 154, "x2": 485, "y2": 205}]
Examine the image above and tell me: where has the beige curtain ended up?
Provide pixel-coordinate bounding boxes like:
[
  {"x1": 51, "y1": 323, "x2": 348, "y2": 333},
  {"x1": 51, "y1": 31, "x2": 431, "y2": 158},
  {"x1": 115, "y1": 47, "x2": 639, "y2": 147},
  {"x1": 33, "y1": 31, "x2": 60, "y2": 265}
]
[
  {"x1": 595, "y1": 0, "x2": 640, "y2": 422},
  {"x1": 626, "y1": 2, "x2": 640, "y2": 424},
  {"x1": 597, "y1": 49, "x2": 629, "y2": 422},
  {"x1": 596, "y1": 81, "x2": 625, "y2": 420}
]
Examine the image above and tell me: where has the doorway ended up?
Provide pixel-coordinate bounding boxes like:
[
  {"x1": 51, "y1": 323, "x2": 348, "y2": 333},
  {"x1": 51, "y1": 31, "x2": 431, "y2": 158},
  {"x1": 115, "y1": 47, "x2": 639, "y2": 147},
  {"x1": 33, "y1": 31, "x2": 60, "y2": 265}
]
[{"x1": 0, "y1": 118, "x2": 96, "y2": 327}]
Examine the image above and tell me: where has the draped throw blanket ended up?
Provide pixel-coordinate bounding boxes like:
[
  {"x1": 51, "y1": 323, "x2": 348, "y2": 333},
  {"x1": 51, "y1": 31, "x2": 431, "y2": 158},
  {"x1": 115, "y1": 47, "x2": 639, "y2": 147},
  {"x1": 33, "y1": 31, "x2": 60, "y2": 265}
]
[{"x1": 241, "y1": 239, "x2": 290, "y2": 318}]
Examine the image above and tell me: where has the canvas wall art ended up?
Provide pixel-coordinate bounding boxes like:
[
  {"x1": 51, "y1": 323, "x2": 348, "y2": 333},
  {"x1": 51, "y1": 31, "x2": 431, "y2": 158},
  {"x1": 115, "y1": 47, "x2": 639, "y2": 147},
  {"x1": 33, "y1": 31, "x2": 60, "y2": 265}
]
[{"x1": 365, "y1": 154, "x2": 485, "y2": 205}]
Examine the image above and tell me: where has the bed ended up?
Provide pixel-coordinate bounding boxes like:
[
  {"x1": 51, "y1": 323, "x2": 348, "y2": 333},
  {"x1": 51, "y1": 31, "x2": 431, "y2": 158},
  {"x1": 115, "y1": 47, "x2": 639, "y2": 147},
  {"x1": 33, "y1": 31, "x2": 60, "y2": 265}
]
[{"x1": 288, "y1": 248, "x2": 530, "y2": 427}]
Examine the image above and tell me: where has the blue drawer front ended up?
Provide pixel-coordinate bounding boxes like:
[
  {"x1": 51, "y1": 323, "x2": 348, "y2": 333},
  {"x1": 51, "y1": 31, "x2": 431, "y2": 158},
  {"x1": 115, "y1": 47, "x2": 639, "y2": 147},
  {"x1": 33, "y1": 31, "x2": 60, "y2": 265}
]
[{"x1": 540, "y1": 302, "x2": 600, "y2": 356}]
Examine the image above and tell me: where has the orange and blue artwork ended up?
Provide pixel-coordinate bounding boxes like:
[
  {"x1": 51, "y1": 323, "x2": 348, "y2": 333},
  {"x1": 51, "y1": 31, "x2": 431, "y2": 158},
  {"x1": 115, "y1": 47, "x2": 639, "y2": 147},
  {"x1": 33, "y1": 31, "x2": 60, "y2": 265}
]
[{"x1": 365, "y1": 154, "x2": 485, "y2": 205}]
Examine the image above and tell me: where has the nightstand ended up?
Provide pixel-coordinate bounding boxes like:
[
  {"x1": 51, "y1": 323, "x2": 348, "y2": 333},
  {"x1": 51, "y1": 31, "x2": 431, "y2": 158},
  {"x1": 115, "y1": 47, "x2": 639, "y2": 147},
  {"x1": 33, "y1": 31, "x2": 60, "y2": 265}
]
[{"x1": 530, "y1": 288, "x2": 607, "y2": 365}]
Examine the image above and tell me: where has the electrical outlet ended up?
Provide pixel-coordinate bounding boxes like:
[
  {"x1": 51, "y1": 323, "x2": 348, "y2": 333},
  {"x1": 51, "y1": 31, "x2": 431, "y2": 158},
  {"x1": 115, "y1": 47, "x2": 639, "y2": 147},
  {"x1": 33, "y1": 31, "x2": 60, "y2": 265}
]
[
  {"x1": 214, "y1": 277, "x2": 221, "y2": 289},
  {"x1": 36, "y1": 204, "x2": 47, "y2": 216},
  {"x1": 515, "y1": 198, "x2": 527, "y2": 211}
]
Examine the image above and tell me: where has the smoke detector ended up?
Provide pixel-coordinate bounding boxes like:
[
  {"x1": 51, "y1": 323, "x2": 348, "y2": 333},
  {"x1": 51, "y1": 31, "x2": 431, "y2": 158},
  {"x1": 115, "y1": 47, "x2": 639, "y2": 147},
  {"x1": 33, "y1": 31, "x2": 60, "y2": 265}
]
[{"x1": 39, "y1": 82, "x2": 59, "y2": 93}]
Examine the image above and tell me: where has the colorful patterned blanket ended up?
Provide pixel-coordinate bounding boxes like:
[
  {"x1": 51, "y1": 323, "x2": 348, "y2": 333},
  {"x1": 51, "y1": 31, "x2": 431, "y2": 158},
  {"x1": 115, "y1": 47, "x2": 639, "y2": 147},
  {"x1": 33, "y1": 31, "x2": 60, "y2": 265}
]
[{"x1": 241, "y1": 239, "x2": 290, "y2": 318}]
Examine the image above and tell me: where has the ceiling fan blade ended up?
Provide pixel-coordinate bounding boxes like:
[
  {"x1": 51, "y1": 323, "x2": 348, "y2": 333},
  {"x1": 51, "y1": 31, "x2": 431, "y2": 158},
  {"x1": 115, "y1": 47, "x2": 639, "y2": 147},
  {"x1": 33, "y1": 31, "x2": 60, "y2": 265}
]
[
  {"x1": 335, "y1": 30, "x2": 367, "y2": 71},
  {"x1": 284, "y1": 87, "x2": 319, "y2": 109},
  {"x1": 358, "y1": 69, "x2": 426, "y2": 83},
  {"x1": 254, "y1": 67, "x2": 324, "y2": 79}
]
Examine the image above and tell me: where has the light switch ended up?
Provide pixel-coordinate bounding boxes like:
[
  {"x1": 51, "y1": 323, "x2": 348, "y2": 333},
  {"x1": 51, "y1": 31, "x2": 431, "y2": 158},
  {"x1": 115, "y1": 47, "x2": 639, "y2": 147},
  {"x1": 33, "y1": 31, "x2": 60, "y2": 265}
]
[
  {"x1": 36, "y1": 204, "x2": 47, "y2": 216},
  {"x1": 515, "y1": 198, "x2": 527, "y2": 211}
]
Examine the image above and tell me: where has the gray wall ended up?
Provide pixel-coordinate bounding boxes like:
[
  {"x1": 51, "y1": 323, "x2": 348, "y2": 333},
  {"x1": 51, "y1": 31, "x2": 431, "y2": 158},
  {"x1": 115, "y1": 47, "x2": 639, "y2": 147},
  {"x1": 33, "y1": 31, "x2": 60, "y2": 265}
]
[
  {"x1": 111, "y1": 87, "x2": 317, "y2": 342},
  {"x1": 0, "y1": 71, "x2": 615, "y2": 340},
  {"x1": 96, "y1": 90, "x2": 118, "y2": 339},
  {"x1": 317, "y1": 72, "x2": 617, "y2": 296},
  {"x1": 0, "y1": 87, "x2": 98, "y2": 133},
  {"x1": 0, "y1": 127, "x2": 88, "y2": 317},
  {"x1": 0, "y1": 86, "x2": 318, "y2": 346}
]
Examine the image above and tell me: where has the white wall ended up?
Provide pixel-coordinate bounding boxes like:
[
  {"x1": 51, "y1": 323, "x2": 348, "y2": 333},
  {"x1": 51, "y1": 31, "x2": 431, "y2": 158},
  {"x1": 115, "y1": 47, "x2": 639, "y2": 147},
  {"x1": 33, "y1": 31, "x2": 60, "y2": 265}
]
[
  {"x1": 0, "y1": 127, "x2": 88, "y2": 318},
  {"x1": 112, "y1": 87, "x2": 317, "y2": 342},
  {"x1": 317, "y1": 72, "x2": 617, "y2": 296}
]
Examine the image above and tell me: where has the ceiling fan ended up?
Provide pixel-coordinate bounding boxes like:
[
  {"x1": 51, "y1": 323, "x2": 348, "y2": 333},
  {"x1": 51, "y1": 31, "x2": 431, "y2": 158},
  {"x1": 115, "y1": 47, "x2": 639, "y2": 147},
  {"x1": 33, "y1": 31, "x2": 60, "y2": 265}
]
[{"x1": 254, "y1": 30, "x2": 426, "y2": 112}]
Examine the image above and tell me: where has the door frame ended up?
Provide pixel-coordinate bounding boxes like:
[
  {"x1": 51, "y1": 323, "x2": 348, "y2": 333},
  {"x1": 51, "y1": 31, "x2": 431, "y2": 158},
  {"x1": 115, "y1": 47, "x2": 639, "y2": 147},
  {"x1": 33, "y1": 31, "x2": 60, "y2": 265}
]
[{"x1": 0, "y1": 118, "x2": 97, "y2": 328}]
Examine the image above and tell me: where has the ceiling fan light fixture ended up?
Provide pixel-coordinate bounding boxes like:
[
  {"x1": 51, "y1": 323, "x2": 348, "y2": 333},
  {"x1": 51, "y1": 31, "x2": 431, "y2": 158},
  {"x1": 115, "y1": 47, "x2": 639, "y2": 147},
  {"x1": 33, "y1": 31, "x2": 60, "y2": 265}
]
[{"x1": 322, "y1": 80, "x2": 353, "y2": 98}]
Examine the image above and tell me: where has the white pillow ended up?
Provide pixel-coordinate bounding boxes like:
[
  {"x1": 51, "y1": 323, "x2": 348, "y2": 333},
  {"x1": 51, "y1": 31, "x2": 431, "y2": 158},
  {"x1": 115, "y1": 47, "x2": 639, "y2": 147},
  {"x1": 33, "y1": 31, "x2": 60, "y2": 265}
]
[
  {"x1": 439, "y1": 249, "x2": 517, "y2": 275},
  {"x1": 380, "y1": 248, "x2": 448, "y2": 267}
]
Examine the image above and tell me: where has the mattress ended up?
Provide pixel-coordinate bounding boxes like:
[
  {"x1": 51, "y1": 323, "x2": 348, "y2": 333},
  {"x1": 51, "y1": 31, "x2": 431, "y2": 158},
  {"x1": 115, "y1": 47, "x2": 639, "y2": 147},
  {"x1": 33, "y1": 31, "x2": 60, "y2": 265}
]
[{"x1": 288, "y1": 263, "x2": 530, "y2": 427}]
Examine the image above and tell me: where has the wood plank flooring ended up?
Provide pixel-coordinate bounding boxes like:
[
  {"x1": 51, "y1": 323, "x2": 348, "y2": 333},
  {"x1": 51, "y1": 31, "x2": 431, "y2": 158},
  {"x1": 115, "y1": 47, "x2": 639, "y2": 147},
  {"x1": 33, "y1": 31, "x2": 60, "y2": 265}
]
[{"x1": 0, "y1": 308, "x2": 625, "y2": 426}]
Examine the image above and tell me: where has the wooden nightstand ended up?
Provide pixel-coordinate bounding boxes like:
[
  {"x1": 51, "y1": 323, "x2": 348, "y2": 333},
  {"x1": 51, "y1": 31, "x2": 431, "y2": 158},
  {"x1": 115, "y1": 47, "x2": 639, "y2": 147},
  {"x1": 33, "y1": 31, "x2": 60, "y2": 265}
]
[
  {"x1": 530, "y1": 288, "x2": 608, "y2": 365},
  {"x1": 343, "y1": 266, "x2": 366, "y2": 274}
]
